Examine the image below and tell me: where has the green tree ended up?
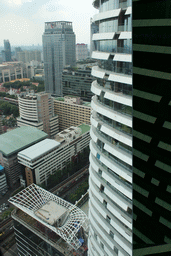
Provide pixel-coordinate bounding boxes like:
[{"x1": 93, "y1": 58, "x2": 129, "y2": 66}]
[
  {"x1": 0, "y1": 101, "x2": 19, "y2": 117},
  {"x1": 0, "y1": 102, "x2": 11, "y2": 115},
  {"x1": 37, "y1": 84, "x2": 45, "y2": 92}
]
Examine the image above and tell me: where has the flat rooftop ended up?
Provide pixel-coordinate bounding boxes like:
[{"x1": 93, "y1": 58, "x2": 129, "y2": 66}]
[
  {"x1": 0, "y1": 127, "x2": 48, "y2": 157},
  {"x1": 78, "y1": 124, "x2": 90, "y2": 134},
  {"x1": 83, "y1": 102, "x2": 91, "y2": 107},
  {"x1": 35, "y1": 200, "x2": 68, "y2": 226},
  {"x1": 18, "y1": 139, "x2": 60, "y2": 162},
  {"x1": 54, "y1": 97, "x2": 91, "y2": 107}
]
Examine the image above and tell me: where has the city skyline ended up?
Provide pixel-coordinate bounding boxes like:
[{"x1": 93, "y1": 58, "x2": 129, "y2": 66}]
[{"x1": 0, "y1": 0, "x2": 98, "y2": 47}]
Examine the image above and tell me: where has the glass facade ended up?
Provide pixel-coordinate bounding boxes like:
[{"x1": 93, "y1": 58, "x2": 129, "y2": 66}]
[
  {"x1": 13, "y1": 219, "x2": 64, "y2": 256},
  {"x1": 42, "y1": 21, "x2": 76, "y2": 96}
]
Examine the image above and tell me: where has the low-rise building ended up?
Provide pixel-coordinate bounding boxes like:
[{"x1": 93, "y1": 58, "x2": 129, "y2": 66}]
[
  {"x1": 0, "y1": 61, "x2": 26, "y2": 83},
  {"x1": 54, "y1": 96, "x2": 91, "y2": 131},
  {"x1": 0, "y1": 127, "x2": 48, "y2": 187},
  {"x1": 17, "y1": 124, "x2": 90, "y2": 186}
]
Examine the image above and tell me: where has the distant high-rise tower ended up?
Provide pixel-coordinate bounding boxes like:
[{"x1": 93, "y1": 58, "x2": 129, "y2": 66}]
[
  {"x1": 3, "y1": 40, "x2": 12, "y2": 62},
  {"x1": 89, "y1": 0, "x2": 132, "y2": 255},
  {"x1": 42, "y1": 21, "x2": 76, "y2": 96},
  {"x1": 76, "y1": 43, "x2": 88, "y2": 60}
]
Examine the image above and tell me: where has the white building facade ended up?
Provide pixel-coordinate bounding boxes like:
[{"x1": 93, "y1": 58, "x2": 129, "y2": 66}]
[
  {"x1": 18, "y1": 125, "x2": 90, "y2": 186},
  {"x1": 17, "y1": 91, "x2": 59, "y2": 138},
  {"x1": 88, "y1": 0, "x2": 132, "y2": 256}
]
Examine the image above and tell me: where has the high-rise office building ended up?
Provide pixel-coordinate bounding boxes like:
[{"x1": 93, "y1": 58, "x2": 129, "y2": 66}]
[
  {"x1": 42, "y1": 21, "x2": 76, "y2": 96},
  {"x1": 76, "y1": 43, "x2": 88, "y2": 60},
  {"x1": 15, "y1": 47, "x2": 22, "y2": 59},
  {"x1": 133, "y1": 1, "x2": 171, "y2": 255},
  {"x1": 2, "y1": 40, "x2": 12, "y2": 62},
  {"x1": 89, "y1": 0, "x2": 132, "y2": 256},
  {"x1": 17, "y1": 50, "x2": 41, "y2": 63}
]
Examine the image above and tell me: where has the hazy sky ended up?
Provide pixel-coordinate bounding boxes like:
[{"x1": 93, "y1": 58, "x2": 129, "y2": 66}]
[{"x1": 0, "y1": 0, "x2": 98, "y2": 47}]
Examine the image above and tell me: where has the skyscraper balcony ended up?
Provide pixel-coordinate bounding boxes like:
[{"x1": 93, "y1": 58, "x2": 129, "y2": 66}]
[{"x1": 89, "y1": 0, "x2": 132, "y2": 255}]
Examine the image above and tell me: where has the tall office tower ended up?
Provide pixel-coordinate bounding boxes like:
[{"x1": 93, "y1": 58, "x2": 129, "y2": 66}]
[
  {"x1": 17, "y1": 50, "x2": 42, "y2": 63},
  {"x1": 133, "y1": 1, "x2": 171, "y2": 255},
  {"x1": 17, "y1": 91, "x2": 59, "y2": 138},
  {"x1": 42, "y1": 21, "x2": 76, "y2": 96},
  {"x1": 15, "y1": 47, "x2": 22, "y2": 59},
  {"x1": 76, "y1": 43, "x2": 88, "y2": 60},
  {"x1": 3, "y1": 40, "x2": 12, "y2": 61},
  {"x1": 88, "y1": 0, "x2": 132, "y2": 256}
]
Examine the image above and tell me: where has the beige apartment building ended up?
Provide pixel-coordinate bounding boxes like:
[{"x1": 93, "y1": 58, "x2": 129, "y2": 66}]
[{"x1": 54, "y1": 96, "x2": 91, "y2": 131}]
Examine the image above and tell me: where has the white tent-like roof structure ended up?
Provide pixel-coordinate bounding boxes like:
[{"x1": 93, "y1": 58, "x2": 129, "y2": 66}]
[{"x1": 9, "y1": 184, "x2": 89, "y2": 250}]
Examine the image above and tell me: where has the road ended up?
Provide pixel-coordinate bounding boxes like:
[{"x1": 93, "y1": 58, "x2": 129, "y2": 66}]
[{"x1": 0, "y1": 182, "x2": 20, "y2": 207}]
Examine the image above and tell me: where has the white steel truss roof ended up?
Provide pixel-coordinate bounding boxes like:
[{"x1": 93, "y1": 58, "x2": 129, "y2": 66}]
[{"x1": 8, "y1": 183, "x2": 89, "y2": 250}]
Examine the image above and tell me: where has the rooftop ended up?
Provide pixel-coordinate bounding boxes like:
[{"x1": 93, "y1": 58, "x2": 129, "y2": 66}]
[
  {"x1": 9, "y1": 184, "x2": 88, "y2": 250},
  {"x1": 55, "y1": 124, "x2": 90, "y2": 144},
  {"x1": 82, "y1": 102, "x2": 91, "y2": 107},
  {"x1": 35, "y1": 200, "x2": 68, "y2": 226},
  {"x1": 78, "y1": 124, "x2": 90, "y2": 134},
  {"x1": 0, "y1": 127, "x2": 48, "y2": 157},
  {"x1": 18, "y1": 139, "x2": 60, "y2": 162},
  {"x1": 54, "y1": 97, "x2": 91, "y2": 107}
]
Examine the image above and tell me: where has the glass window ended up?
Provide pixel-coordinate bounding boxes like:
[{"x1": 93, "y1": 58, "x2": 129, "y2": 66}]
[
  {"x1": 110, "y1": 230, "x2": 114, "y2": 239},
  {"x1": 114, "y1": 246, "x2": 118, "y2": 255},
  {"x1": 106, "y1": 215, "x2": 111, "y2": 223}
]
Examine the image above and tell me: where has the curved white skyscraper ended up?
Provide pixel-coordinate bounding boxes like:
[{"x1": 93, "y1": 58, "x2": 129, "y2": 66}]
[{"x1": 89, "y1": 0, "x2": 132, "y2": 256}]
